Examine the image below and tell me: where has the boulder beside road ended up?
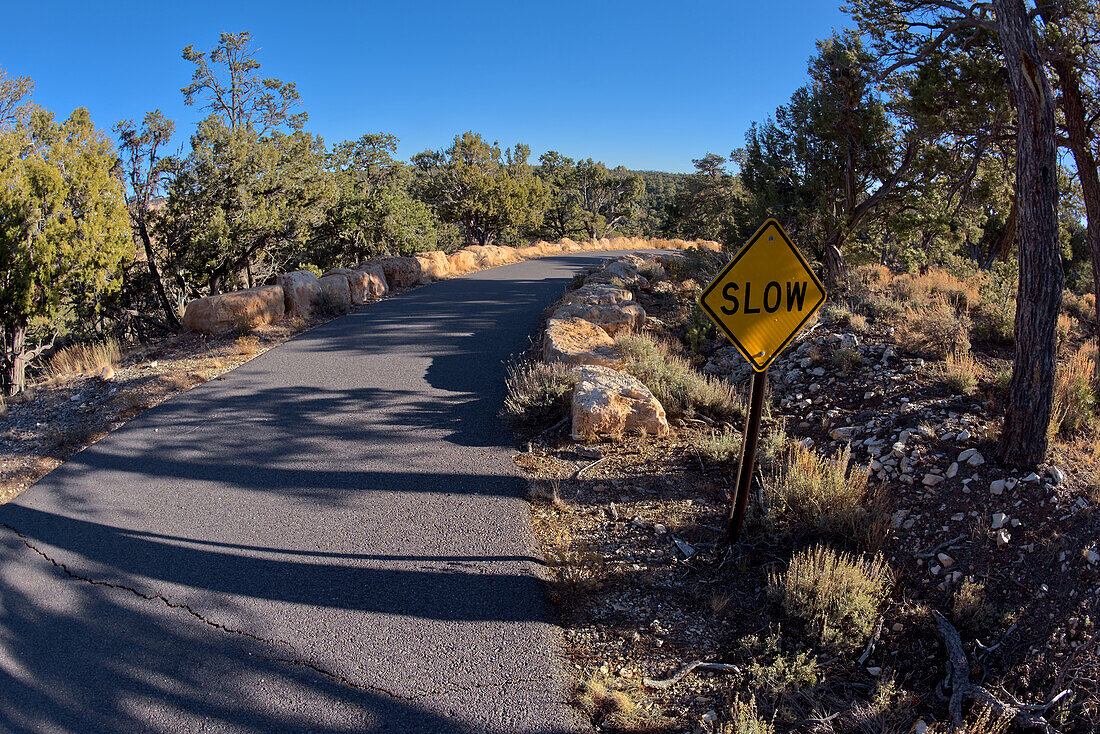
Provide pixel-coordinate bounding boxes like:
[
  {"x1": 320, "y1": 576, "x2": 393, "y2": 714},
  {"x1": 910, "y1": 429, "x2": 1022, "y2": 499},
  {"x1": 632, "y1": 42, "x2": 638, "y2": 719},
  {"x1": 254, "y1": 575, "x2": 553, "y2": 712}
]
[
  {"x1": 552, "y1": 300, "x2": 646, "y2": 338},
  {"x1": 183, "y1": 285, "x2": 285, "y2": 334},
  {"x1": 318, "y1": 273, "x2": 352, "y2": 310},
  {"x1": 324, "y1": 268, "x2": 375, "y2": 304},
  {"x1": 571, "y1": 365, "x2": 669, "y2": 441},
  {"x1": 377, "y1": 257, "x2": 422, "y2": 288},
  {"x1": 543, "y1": 318, "x2": 622, "y2": 368},
  {"x1": 415, "y1": 250, "x2": 451, "y2": 282},
  {"x1": 277, "y1": 270, "x2": 323, "y2": 318}
]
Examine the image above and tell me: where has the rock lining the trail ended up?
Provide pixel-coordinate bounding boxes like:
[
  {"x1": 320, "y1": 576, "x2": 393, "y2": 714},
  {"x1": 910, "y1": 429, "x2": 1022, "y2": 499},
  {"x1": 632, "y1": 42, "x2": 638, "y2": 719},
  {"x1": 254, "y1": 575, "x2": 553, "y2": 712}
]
[
  {"x1": 183, "y1": 237, "x2": 719, "y2": 335},
  {"x1": 571, "y1": 365, "x2": 669, "y2": 441}
]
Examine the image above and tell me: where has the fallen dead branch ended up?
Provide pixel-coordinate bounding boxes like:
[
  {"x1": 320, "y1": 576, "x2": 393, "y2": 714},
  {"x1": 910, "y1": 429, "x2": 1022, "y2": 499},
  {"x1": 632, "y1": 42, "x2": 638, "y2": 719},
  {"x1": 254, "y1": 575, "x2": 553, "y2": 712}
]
[
  {"x1": 643, "y1": 660, "x2": 742, "y2": 690},
  {"x1": 934, "y1": 611, "x2": 1064, "y2": 733}
]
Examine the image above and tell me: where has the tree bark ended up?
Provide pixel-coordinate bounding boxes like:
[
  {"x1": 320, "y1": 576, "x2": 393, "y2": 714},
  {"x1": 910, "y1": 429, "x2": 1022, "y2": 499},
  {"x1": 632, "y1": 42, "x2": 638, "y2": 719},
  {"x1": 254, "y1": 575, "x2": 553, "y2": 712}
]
[
  {"x1": 993, "y1": 0, "x2": 1064, "y2": 466},
  {"x1": 3, "y1": 324, "x2": 28, "y2": 396},
  {"x1": 823, "y1": 227, "x2": 848, "y2": 286},
  {"x1": 1050, "y1": 56, "x2": 1100, "y2": 382}
]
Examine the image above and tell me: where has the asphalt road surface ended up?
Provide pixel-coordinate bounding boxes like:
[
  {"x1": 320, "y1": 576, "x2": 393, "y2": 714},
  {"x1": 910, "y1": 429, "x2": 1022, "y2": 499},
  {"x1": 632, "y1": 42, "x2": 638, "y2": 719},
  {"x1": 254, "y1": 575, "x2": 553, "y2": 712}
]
[{"x1": 0, "y1": 252, "x2": 647, "y2": 734}]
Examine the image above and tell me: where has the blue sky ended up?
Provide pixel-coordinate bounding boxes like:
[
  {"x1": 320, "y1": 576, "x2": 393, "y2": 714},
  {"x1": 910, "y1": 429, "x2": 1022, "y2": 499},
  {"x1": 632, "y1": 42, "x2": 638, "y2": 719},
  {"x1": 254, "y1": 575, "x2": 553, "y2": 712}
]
[{"x1": 2, "y1": 1, "x2": 850, "y2": 173}]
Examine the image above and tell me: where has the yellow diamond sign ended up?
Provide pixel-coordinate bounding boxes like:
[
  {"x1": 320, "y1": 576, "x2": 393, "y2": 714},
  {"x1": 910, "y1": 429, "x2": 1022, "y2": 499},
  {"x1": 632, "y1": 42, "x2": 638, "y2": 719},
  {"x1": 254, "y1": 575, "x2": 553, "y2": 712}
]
[{"x1": 698, "y1": 219, "x2": 826, "y2": 372}]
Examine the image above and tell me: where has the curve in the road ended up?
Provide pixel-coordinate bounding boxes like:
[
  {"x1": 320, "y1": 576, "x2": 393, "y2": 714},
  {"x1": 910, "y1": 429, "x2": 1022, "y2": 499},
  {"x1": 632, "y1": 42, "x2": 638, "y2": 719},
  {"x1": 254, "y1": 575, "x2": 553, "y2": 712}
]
[{"x1": 0, "y1": 251, "x2": 645, "y2": 734}]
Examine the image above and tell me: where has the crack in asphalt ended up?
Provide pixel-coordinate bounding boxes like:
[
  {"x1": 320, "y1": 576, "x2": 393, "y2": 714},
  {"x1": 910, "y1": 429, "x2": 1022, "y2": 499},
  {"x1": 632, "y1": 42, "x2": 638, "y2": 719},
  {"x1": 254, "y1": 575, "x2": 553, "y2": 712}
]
[{"x1": 1, "y1": 523, "x2": 556, "y2": 703}]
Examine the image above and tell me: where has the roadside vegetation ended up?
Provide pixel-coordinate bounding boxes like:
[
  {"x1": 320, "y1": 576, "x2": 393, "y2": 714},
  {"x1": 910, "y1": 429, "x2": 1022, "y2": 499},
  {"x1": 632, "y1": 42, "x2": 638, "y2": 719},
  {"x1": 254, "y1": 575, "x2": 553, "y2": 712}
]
[{"x1": 514, "y1": 249, "x2": 1100, "y2": 732}]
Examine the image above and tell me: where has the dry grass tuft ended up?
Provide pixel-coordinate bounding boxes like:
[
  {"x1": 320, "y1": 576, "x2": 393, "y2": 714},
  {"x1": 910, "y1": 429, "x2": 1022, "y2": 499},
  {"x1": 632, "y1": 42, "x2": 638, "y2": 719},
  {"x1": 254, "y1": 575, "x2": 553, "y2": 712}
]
[
  {"x1": 234, "y1": 335, "x2": 261, "y2": 356},
  {"x1": 764, "y1": 443, "x2": 872, "y2": 539},
  {"x1": 894, "y1": 299, "x2": 971, "y2": 359},
  {"x1": 1058, "y1": 313, "x2": 1080, "y2": 345},
  {"x1": 48, "y1": 339, "x2": 121, "y2": 378},
  {"x1": 939, "y1": 349, "x2": 982, "y2": 395},
  {"x1": 574, "y1": 673, "x2": 668, "y2": 731},
  {"x1": 1049, "y1": 344, "x2": 1097, "y2": 439},
  {"x1": 615, "y1": 333, "x2": 744, "y2": 421},
  {"x1": 768, "y1": 543, "x2": 892, "y2": 653}
]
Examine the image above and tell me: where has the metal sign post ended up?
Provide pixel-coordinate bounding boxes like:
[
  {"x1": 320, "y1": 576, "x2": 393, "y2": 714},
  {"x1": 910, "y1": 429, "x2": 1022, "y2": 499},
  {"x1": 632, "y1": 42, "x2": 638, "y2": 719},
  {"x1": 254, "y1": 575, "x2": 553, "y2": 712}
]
[
  {"x1": 696, "y1": 218, "x2": 826, "y2": 543},
  {"x1": 728, "y1": 367, "x2": 767, "y2": 542}
]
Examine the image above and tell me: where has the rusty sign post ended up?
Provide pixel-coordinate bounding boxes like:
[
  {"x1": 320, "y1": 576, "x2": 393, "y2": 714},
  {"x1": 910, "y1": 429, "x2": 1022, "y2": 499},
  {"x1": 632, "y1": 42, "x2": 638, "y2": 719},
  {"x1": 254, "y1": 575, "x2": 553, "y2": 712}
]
[{"x1": 697, "y1": 218, "x2": 826, "y2": 542}]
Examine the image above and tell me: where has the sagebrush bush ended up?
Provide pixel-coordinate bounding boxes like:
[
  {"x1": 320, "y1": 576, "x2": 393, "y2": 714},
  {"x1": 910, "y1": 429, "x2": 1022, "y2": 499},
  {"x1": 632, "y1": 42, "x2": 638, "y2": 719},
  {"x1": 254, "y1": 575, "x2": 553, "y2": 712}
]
[
  {"x1": 894, "y1": 299, "x2": 971, "y2": 359},
  {"x1": 853, "y1": 263, "x2": 891, "y2": 287},
  {"x1": 723, "y1": 696, "x2": 774, "y2": 734},
  {"x1": 700, "y1": 428, "x2": 741, "y2": 464},
  {"x1": 768, "y1": 543, "x2": 892, "y2": 653},
  {"x1": 503, "y1": 361, "x2": 577, "y2": 425},
  {"x1": 615, "y1": 333, "x2": 743, "y2": 420},
  {"x1": 765, "y1": 443, "x2": 871, "y2": 538},
  {"x1": 1058, "y1": 313, "x2": 1080, "y2": 345},
  {"x1": 48, "y1": 338, "x2": 121, "y2": 378},
  {"x1": 830, "y1": 346, "x2": 862, "y2": 374},
  {"x1": 939, "y1": 349, "x2": 981, "y2": 395},
  {"x1": 953, "y1": 580, "x2": 988, "y2": 631}
]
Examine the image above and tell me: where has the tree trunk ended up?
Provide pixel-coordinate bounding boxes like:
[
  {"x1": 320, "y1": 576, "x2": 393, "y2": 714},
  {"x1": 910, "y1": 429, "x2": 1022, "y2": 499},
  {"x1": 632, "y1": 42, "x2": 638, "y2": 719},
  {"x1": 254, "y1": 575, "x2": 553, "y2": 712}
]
[
  {"x1": 993, "y1": 0, "x2": 1064, "y2": 467},
  {"x1": 823, "y1": 227, "x2": 848, "y2": 286},
  {"x1": 137, "y1": 215, "x2": 181, "y2": 329},
  {"x1": 1050, "y1": 57, "x2": 1100, "y2": 382},
  {"x1": 3, "y1": 324, "x2": 28, "y2": 396}
]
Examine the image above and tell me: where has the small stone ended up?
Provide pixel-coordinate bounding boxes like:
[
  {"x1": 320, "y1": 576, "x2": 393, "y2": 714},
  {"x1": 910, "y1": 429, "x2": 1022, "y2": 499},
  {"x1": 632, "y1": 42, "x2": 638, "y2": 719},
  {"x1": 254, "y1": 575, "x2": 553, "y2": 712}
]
[
  {"x1": 923, "y1": 473, "x2": 945, "y2": 487},
  {"x1": 946, "y1": 462, "x2": 959, "y2": 478},
  {"x1": 866, "y1": 666, "x2": 882, "y2": 676},
  {"x1": 958, "y1": 448, "x2": 977, "y2": 462},
  {"x1": 1086, "y1": 548, "x2": 1099, "y2": 565},
  {"x1": 956, "y1": 428, "x2": 971, "y2": 441},
  {"x1": 990, "y1": 479, "x2": 1005, "y2": 495},
  {"x1": 951, "y1": 512, "x2": 965, "y2": 521},
  {"x1": 995, "y1": 529, "x2": 1011, "y2": 546},
  {"x1": 930, "y1": 564, "x2": 942, "y2": 576},
  {"x1": 937, "y1": 552, "x2": 955, "y2": 568},
  {"x1": 1023, "y1": 472, "x2": 1040, "y2": 483},
  {"x1": 992, "y1": 513, "x2": 1007, "y2": 530},
  {"x1": 653, "y1": 523, "x2": 667, "y2": 535},
  {"x1": 891, "y1": 509, "x2": 910, "y2": 529},
  {"x1": 672, "y1": 537, "x2": 696, "y2": 558},
  {"x1": 1005, "y1": 477, "x2": 1018, "y2": 491},
  {"x1": 967, "y1": 451, "x2": 985, "y2": 466},
  {"x1": 1048, "y1": 466, "x2": 1066, "y2": 486},
  {"x1": 891, "y1": 623, "x2": 903, "y2": 632},
  {"x1": 99, "y1": 365, "x2": 115, "y2": 380},
  {"x1": 702, "y1": 710, "x2": 718, "y2": 726}
]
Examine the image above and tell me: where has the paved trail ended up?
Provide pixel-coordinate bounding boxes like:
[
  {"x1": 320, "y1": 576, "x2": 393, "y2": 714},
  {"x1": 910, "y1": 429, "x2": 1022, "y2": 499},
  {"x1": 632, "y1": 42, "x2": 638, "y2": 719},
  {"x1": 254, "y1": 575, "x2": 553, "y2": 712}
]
[{"x1": 0, "y1": 252, "x2": 637, "y2": 733}]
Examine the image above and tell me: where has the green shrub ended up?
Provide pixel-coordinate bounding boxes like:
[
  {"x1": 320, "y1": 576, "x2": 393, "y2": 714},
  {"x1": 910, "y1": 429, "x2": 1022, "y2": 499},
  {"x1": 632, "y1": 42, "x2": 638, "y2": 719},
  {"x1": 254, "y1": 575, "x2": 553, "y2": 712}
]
[
  {"x1": 615, "y1": 333, "x2": 743, "y2": 421},
  {"x1": 768, "y1": 543, "x2": 892, "y2": 653}
]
